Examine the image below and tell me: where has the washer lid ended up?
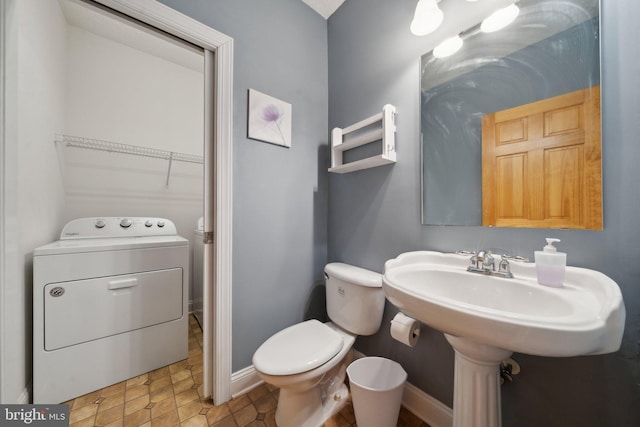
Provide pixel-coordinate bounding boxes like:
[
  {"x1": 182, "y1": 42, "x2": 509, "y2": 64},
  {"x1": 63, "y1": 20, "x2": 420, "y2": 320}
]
[
  {"x1": 33, "y1": 235, "x2": 188, "y2": 256},
  {"x1": 253, "y1": 319, "x2": 344, "y2": 376}
]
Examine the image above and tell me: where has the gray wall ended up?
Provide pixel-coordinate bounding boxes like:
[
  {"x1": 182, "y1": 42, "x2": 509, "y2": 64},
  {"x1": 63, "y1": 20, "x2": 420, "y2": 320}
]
[
  {"x1": 328, "y1": 0, "x2": 640, "y2": 426},
  {"x1": 158, "y1": 0, "x2": 329, "y2": 371}
]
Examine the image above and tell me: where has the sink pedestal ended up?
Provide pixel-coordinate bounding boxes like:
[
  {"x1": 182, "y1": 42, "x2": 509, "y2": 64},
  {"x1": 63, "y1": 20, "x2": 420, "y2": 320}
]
[{"x1": 445, "y1": 334, "x2": 512, "y2": 427}]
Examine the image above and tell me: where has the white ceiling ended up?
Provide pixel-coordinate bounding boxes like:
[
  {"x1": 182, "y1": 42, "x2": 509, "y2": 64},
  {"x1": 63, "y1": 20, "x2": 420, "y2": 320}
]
[
  {"x1": 302, "y1": 0, "x2": 346, "y2": 19},
  {"x1": 60, "y1": 0, "x2": 345, "y2": 67},
  {"x1": 59, "y1": 0, "x2": 203, "y2": 72}
]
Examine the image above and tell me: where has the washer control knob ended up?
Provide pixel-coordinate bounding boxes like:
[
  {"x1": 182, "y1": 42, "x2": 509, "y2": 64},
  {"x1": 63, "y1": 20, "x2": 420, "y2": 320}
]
[
  {"x1": 120, "y1": 218, "x2": 133, "y2": 228},
  {"x1": 145, "y1": 220, "x2": 153, "y2": 228},
  {"x1": 95, "y1": 219, "x2": 106, "y2": 229},
  {"x1": 157, "y1": 220, "x2": 165, "y2": 228}
]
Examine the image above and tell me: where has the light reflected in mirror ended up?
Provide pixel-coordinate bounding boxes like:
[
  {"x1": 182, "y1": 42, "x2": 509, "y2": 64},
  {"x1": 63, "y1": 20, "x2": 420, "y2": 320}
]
[{"x1": 420, "y1": 0, "x2": 601, "y2": 229}]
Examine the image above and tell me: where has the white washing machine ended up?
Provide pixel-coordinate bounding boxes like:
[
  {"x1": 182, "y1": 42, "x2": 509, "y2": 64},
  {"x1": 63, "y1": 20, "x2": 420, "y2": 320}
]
[{"x1": 33, "y1": 217, "x2": 189, "y2": 404}]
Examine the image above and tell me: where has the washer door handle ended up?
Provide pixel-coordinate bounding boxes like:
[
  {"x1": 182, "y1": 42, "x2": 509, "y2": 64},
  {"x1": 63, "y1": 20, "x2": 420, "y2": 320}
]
[{"x1": 108, "y1": 278, "x2": 138, "y2": 290}]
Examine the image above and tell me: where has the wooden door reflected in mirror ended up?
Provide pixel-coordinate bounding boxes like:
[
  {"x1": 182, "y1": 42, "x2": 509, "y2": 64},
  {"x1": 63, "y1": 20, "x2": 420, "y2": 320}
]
[{"x1": 482, "y1": 86, "x2": 602, "y2": 229}]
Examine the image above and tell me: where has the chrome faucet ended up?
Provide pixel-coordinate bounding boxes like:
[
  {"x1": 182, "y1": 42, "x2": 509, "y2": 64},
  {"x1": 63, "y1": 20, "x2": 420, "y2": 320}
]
[{"x1": 467, "y1": 250, "x2": 514, "y2": 278}]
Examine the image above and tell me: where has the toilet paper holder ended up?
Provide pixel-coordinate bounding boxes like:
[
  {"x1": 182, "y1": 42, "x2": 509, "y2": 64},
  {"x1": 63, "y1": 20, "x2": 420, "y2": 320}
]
[{"x1": 390, "y1": 312, "x2": 421, "y2": 347}]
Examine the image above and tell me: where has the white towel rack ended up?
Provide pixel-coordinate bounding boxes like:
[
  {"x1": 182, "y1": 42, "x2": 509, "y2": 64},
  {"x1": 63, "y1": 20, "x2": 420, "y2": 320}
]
[
  {"x1": 55, "y1": 134, "x2": 203, "y2": 187},
  {"x1": 329, "y1": 104, "x2": 397, "y2": 174}
]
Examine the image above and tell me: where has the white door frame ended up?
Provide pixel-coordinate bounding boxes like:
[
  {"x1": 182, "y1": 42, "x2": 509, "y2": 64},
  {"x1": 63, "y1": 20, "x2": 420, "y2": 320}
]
[
  {"x1": 0, "y1": 0, "x2": 233, "y2": 404},
  {"x1": 0, "y1": 0, "x2": 9, "y2": 404},
  {"x1": 0, "y1": 0, "x2": 22, "y2": 403},
  {"x1": 92, "y1": 0, "x2": 234, "y2": 404}
]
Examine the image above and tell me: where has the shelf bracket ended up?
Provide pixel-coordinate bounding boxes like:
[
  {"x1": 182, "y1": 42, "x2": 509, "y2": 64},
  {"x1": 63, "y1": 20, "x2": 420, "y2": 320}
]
[{"x1": 165, "y1": 152, "x2": 174, "y2": 188}]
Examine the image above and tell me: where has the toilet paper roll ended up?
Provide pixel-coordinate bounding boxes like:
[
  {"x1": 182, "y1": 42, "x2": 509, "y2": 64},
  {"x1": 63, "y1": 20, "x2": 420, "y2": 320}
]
[{"x1": 390, "y1": 312, "x2": 420, "y2": 347}]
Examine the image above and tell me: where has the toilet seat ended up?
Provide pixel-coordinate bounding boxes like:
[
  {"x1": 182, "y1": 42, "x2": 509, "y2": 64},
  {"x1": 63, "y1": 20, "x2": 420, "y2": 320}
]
[{"x1": 253, "y1": 319, "x2": 344, "y2": 376}]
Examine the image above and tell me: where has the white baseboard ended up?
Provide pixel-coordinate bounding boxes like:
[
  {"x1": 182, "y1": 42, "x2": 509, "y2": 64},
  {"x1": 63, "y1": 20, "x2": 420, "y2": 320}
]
[
  {"x1": 230, "y1": 365, "x2": 263, "y2": 398},
  {"x1": 402, "y1": 381, "x2": 453, "y2": 427},
  {"x1": 230, "y1": 359, "x2": 453, "y2": 427}
]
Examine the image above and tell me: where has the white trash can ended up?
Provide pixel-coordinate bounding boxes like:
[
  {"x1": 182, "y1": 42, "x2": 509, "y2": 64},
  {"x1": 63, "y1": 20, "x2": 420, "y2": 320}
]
[{"x1": 347, "y1": 357, "x2": 407, "y2": 427}]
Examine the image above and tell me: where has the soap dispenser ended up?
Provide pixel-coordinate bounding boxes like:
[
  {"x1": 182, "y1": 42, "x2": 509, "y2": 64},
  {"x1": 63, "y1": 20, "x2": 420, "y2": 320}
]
[{"x1": 535, "y1": 238, "x2": 566, "y2": 288}]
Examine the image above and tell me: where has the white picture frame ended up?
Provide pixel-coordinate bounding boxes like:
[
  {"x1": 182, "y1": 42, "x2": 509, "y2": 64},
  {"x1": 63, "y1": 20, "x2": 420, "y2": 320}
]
[{"x1": 248, "y1": 89, "x2": 292, "y2": 148}]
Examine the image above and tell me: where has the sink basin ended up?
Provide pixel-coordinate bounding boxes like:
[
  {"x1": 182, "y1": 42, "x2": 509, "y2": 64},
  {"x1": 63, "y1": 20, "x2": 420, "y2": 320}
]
[
  {"x1": 382, "y1": 251, "x2": 625, "y2": 427},
  {"x1": 383, "y1": 251, "x2": 625, "y2": 427},
  {"x1": 383, "y1": 251, "x2": 625, "y2": 357}
]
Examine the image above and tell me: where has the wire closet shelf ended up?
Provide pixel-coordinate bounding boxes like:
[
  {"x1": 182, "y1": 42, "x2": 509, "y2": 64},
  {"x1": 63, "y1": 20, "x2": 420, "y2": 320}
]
[
  {"x1": 55, "y1": 134, "x2": 204, "y2": 187},
  {"x1": 56, "y1": 134, "x2": 203, "y2": 164}
]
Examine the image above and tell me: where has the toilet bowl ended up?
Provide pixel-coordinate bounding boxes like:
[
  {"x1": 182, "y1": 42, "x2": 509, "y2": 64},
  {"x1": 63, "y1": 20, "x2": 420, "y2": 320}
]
[
  {"x1": 254, "y1": 320, "x2": 355, "y2": 427},
  {"x1": 252, "y1": 263, "x2": 385, "y2": 427}
]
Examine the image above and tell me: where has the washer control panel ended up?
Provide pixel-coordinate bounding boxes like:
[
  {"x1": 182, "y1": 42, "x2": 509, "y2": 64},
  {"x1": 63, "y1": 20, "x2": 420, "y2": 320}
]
[{"x1": 60, "y1": 217, "x2": 178, "y2": 239}]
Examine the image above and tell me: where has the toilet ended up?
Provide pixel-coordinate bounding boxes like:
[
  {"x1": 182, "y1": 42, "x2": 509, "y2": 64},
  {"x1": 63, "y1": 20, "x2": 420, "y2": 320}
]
[{"x1": 252, "y1": 263, "x2": 385, "y2": 427}]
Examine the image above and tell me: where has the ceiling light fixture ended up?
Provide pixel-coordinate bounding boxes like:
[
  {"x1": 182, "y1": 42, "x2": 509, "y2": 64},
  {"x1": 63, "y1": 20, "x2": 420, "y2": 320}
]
[
  {"x1": 411, "y1": 0, "x2": 444, "y2": 36},
  {"x1": 481, "y1": 3, "x2": 520, "y2": 33},
  {"x1": 433, "y1": 35, "x2": 464, "y2": 58}
]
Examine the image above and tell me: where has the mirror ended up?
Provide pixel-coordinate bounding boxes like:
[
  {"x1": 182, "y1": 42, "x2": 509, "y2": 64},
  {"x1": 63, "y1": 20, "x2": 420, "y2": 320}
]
[{"x1": 420, "y1": 0, "x2": 601, "y2": 228}]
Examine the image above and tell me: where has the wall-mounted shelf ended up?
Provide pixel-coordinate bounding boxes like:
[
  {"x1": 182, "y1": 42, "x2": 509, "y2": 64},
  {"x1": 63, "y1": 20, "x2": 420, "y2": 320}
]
[
  {"x1": 55, "y1": 134, "x2": 203, "y2": 187},
  {"x1": 329, "y1": 104, "x2": 396, "y2": 174}
]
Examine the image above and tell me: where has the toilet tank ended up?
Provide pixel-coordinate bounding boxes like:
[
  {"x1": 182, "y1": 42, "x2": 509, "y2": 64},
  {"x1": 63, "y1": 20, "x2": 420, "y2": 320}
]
[{"x1": 325, "y1": 263, "x2": 385, "y2": 336}]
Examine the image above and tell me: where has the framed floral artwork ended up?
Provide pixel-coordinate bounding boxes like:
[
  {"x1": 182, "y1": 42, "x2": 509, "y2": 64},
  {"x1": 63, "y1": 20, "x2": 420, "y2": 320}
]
[{"x1": 247, "y1": 89, "x2": 292, "y2": 148}]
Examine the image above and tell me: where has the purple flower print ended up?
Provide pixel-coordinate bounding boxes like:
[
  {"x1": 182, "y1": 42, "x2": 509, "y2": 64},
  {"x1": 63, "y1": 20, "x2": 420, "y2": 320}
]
[
  {"x1": 261, "y1": 104, "x2": 286, "y2": 144},
  {"x1": 261, "y1": 104, "x2": 281, "y2": 122}
]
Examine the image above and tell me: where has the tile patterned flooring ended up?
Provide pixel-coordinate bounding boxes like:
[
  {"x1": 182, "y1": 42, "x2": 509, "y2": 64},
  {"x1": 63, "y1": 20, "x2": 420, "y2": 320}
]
[{"x1": 65, "y1": 315, "x2": 430, "y2": 427}]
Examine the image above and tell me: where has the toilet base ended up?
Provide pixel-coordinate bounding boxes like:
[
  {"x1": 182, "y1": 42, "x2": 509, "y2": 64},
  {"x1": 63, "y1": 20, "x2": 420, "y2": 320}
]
[{"x1": 275, "y1": 383, "x2": 349, "y2": 427}]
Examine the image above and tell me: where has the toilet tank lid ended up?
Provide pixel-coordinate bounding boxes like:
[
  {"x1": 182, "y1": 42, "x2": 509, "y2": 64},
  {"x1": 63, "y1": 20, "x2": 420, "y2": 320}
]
[
  {"x1": 325, "y1": 263, "x2": 382, "y2": 288},
  {"x1": 253, "y1": 320, "x2": 343, "y2": 376}
]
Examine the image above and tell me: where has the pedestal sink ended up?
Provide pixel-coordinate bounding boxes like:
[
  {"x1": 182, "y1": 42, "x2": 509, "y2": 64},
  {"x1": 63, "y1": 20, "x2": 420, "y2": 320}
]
[{"x1": 382, "y1": 251, "x2": 625, "y2": 427}]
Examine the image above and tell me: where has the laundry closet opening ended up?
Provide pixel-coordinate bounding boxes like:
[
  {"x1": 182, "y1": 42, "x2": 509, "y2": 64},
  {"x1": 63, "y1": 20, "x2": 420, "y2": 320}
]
[{"x1": 47, "y1": 0, "x2": 207, "y2": 399}]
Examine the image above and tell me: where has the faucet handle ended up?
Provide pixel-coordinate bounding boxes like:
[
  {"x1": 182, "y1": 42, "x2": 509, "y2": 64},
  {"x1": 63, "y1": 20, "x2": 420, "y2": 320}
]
[
  {"x1": 497, "y1": 255, "x2": 514, "y2": 278},
  {"x1": 457, "y1": 250, "x2": 479, "y2": 267},
  {"x1": 499, "y1": 255, "x2": 511, "y2": 272},
  {"x1": 469, "y1": 254, "x2": 478, "y2": 268}
]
